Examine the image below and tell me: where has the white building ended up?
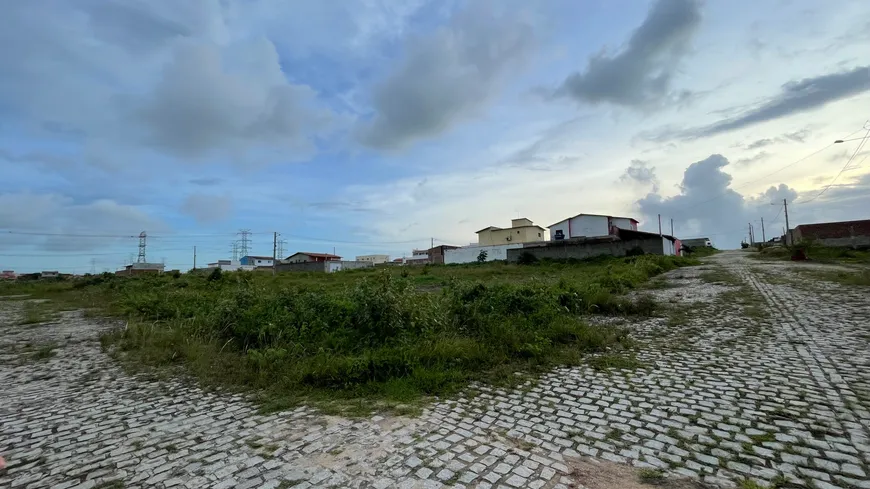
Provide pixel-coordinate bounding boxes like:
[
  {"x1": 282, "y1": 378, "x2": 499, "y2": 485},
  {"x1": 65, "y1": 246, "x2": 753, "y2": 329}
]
[
  {"x1": 548, "y1": 213, "x2": 638, "y2": 241},
  {"x1": 355, "y1": 254, "x2": 389, "y2": 264},
  {"x1": 207, "y1": 260, "x2": 255, "y2": 272}
]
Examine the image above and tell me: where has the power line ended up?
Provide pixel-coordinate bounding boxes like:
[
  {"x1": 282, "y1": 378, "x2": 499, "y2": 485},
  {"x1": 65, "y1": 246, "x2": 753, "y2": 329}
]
[{"x1": 798, "y1": 127, "x2": 870, "y2": 204}]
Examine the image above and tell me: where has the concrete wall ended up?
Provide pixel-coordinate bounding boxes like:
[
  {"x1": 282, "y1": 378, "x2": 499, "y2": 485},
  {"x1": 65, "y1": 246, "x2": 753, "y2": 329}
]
[
  {"x1": 445, "y1": 244, "x2": 524, "y2": 264},
  {"x1": 277, "y1": 261, "x2": 374, "y2": 273},
  {"x1": 276, "y1": 261, "x2": 327, "y2": 273},
  {"x1": 550, "y1": 215, "x2": 609, "y2": 241},
  {"x1": 507, "y1": 238, "x2": 667, "y2": 261},
  {"x1": 817, "y1": 236, "x2": 870, "y2": 248}
]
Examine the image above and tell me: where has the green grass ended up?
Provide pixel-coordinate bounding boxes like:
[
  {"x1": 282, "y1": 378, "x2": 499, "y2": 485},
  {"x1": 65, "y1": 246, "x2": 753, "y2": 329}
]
[
  {"x1": 801, "y1": 269, "x2": 870, "y2": 286},
  {"x1": 751, "y1": 243, "x2": 870, "y2": 264},
  {"x1": 699, "y1": 268, "x2": 741, "y2": 286},
  {"x1": 682, "y1": 246, "x2": 719, "y2": 258},
  {"x1": 31, "y1": 344, "x2": 57, "y2": 361},
  {"x1": 637, "y1": 468, "x2": 666, "y2": 484},
  {"x1": 17, "y1": 301, "x2": 57, "y2": 325},
  {"x1": 5, "y1": 255, "x2": 696, "y2": 413}
]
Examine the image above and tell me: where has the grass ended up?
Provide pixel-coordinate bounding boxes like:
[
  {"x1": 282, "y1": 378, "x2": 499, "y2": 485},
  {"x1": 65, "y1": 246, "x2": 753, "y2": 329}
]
[
  {"x1": 699, "y1": 268, "x2": 741, "y2": 286},
  {"x1": 801, "y1": 269, "x2": 870, "y2": 286},
  {"x1": 5, "y1": 255, "x2": 696, "y2": 412},
  {"x1": 93, "y1": 480, "x2": 125, "y2": 489},
  {"x1": 17, "y1": 301, "x2": 57, "y2": 325},
  {"x1": 31, "y1": 344, "x2": 57, "y2": 361},
  {"x1": 682, "y1": 246, "x2": 719, "y2": 258},
  {"x1": 751, "y1": 243, "x2": 870, "y2": 264},
  {"x1": 637, "y1": 468, "x2": 666, "y2": 484}
]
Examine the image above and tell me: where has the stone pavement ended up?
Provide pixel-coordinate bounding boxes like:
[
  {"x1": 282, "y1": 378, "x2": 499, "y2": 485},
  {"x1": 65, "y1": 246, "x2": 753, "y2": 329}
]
[{"x1": 1, "y1": 251, "x2": 869, "y2": 489}]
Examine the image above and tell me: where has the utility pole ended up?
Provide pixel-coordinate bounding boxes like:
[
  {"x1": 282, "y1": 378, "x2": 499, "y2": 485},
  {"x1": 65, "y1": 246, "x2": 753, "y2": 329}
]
[
  {"x1": 670, "y1": 218, "x2": 674, "y2": 236},
  {"x1": 658, "y1": 214, "x2": 662, "y2": 236},
  {"x1": 749, "y1": 222, "x2": 754, "y2": 245},
  {"x1": 783, "y1": 198, "x2": 791, "y2": 246},
  {"x1": 431, "y1": 237, "x2": 434, "y2": 249},
  {"x1": 193, "y1": 246, "x2": 197, "y2": 270},
  {"x1": 760, "y1": 217, "x2": 766, "y2": 244},
  {"x1": 272, "y1": 232, "x2": 277, "y2": 276}
]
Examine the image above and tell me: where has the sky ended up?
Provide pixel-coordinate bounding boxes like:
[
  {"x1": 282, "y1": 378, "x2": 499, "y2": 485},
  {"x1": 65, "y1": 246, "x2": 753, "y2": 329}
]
[{"x1": 1, "y1": 0, "x2": 869, "y2": 273}]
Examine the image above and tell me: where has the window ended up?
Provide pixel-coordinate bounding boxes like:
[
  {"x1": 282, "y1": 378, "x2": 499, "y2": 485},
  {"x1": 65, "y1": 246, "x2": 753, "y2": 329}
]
[
  {"x1": 517, "y1": 230, "x2": 520, "y2": 234},
  {"x1": 538, "y1": 232, "x2": 541, "y2": 237}
]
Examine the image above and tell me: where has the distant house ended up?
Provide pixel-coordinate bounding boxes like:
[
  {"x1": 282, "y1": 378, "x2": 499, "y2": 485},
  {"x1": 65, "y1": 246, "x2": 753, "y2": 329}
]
[
  {"x1": 239, "y1": 255, "x2": 274, "y2": 267},
  {"x1": 428, "y1": 245, "x2": 460, "y2": 265},
  {"x1": 791, "y1": 219, "x2": 870, "y2": 248},
  {"x1": 356, "y1": 254, "x2": 389, "y2": 264},
  {"x1": 115, "y1": 263, "x2": 164, "y2": 276},
  {"x1": 276, "y1": 260, "x2": 373, "y2": 273},
  {"x1": 40, "y1": 271, "x2": 60, "y2": 279},
  {"x1": 548, "y1": 213, "x2": 638, "y2": 241},
  {"x1": 681, "y1": 237, "x2": 712, "y2": 248},
  {"x1": 476, "y1": 218, "x2": 546, "y2": 246},
  {"x1": 206, "y1": 260, "x2": 255, "y2": 272},
  {"x1": 1, "y1": 270, "x2": 16, "y2": 280},
  {"x1": 285, "y1": 252, "x2": 341, "y2": 263}
]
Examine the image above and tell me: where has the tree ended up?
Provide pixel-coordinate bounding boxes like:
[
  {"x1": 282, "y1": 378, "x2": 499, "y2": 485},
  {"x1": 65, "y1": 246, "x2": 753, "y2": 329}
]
[{"x1": 476, "y1": 250, "x2": 488, "y2": 263}]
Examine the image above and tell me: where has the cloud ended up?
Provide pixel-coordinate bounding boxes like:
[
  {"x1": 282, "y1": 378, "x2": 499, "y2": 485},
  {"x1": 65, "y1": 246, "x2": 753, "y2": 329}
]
[
  {"x1": 686, "y1": 66, "x2": 870, "y2": 138},
  {"x1": 620, "y1": 159, "x2": 660, "y2": 192},
  {"x1": 554, "y1": 0, "x2": 702, "y2": 108},
  {"x1": 181, "y1": 193, "x2": 233, "y2": 223},
  {"x1": 735, "y1": 152, "x2": 770, "y2": 166},
  {"x1": 0, "y1": 192, "x2": 167, "y2": 251},
  {"x1": 356, "y1": 1, "x2": 536, "y2": 149},
  {"x1": 745, "y1": 129, "x2": 811, "y2": 150},
  {"x1": 136, "y1": 39, "x2": 330, "y2": 161}
]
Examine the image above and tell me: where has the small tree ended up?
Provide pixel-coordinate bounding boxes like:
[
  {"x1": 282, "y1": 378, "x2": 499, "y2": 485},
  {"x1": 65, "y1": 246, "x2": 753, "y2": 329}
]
[{"x1": 476, "y1": 250, "x2": 488, "y2": 263}]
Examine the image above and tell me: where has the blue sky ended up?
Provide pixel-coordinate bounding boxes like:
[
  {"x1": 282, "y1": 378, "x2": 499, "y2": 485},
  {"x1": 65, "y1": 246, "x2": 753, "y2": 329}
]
[{"x1": 1, "y1": 0, "x2": 869, "y2": 273}]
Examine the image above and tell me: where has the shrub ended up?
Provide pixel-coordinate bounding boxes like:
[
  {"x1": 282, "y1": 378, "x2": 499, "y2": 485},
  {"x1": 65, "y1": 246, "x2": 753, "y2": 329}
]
[
  {"x1": 476, "y1": 250, "x2": 488, "y2": 263},
  {"x1": 516, "y1": 252, "x2": 539, "y2": 265}
]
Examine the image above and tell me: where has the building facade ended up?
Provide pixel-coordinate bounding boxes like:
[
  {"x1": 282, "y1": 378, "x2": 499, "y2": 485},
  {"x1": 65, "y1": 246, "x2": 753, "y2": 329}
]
[
  {"x1": 476, "y1": 218, "x2": 546, "y2": 246},
  {"x1": 548, "y1": 213, "x2": 638, "y2": 241},
  {"x1": 427, "y1": 245, "x2": 460, "y2": 265},
  {"x1": 508, "y1": 228, "x2": 679, "y2": 261},
  {"x1": 115, "y1": 263, "x2": 165, "y2": 276},
  {"x1": 240, "y1": 256, "x2": 274, "y2": 267},
  {"x1": 285, "y1": 252, "x2": 341, "y2": 263},
  {"x1": 791, "y1": 219, "x2": 870, "y2": 248},
  {"x1": 355, "y1": 254, "x2": 389, "y2": 264}
]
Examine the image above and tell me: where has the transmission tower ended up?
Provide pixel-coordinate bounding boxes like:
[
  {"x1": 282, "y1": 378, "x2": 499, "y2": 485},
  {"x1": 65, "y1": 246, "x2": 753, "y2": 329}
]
[
  {"x1": 238, "y1": 229, "x2": 251, "y2": 257},
  {"x1": 137, "y1": 231, "x2": 147, "y2": 263},
  {"x1": 277, "y1": 238, "x2": 287, "y2": 259},
  {"x1": 230, "y1": 241, "x2": 239, "y2": 261},
  {"x1": 90, "y1": 258, "x2": 96, "y2": 274}
]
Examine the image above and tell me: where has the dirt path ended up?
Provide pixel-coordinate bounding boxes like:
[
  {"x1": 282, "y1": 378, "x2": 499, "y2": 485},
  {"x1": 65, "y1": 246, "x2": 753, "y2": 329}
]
[{"x1": 1, "y1": 252, "x2": 868, "y2": 489}]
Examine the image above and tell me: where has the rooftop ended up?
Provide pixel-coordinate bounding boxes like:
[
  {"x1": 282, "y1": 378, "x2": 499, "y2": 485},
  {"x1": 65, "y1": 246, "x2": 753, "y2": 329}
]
[{"x1": 548, "y1": 213, "x2": 639, "y2": 228}]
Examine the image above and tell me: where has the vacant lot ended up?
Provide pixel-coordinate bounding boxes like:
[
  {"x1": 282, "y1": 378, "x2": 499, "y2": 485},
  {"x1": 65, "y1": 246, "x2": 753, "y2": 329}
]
[
  {"x1": 2, "y1": 250, "x2": 869, "y2": 489},
  {"x1": 1, "y1": 255, "x2": 692, "y2": 412}
]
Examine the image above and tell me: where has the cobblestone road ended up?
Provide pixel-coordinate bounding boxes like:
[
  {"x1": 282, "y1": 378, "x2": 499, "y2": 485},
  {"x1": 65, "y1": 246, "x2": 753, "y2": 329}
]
[{"x1": 2, "y1": 251, "x2": 869, "y2": 489}]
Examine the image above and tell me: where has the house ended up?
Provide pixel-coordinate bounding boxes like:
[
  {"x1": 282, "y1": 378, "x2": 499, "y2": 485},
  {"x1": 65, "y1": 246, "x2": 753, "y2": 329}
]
[
  {"x1": 285, "y1": 252, "x2": 341, "y2": 263},
  {"x1": 1, "y1": 270, "x2": 16, "y2": 280},
  {"x1": 476, "y1": 218, "x2": 546, "y2": 246},
  {"x1": 507, "y1": 228, "x2": 680, "y2": 261},
  {"x1": 356, "y1": 254, "x2": 389, "y2": 264},
  {"x1": 239, "y1": 255, "x2": 274, "y2": 267},
  {"x1": 403, "y1": 249, "x2": 430, "y2": 266},
  {"x1": 276, "y1": 260, "x2": 373, "y2": 273},
  {"x1": 681, "y1": 238, "x2": 712, "y2": 248},
  {"x1": 428, "y1": 245, "x2": 460, "y2": 265},
  {"x1": 115, "y1": 263, "x2": 164, "y2": 276},
  {"x1": 790, "y1": 219, "x2": 870, "y2": 248},
  {"x1": 206, "y1": 260, "x2": 255, "y2": 272},
  {"x1": 548, "y1": 213, "x2": 638, "y2": 241},
  {"x1": 40, "y1": 271, "x2": 60, "y2": 279}
]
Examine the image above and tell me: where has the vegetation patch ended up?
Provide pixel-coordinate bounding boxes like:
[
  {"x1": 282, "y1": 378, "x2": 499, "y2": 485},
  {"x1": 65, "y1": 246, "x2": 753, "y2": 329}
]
[
  {"x1": 637, "y1": 468, "x2": 666, "y2": 484},
  {"x1": 17, "y1": 301, "x2": 58, "y2": 326},
  {"x1": 799, "y1": 269, "x2": 870, "y2": 287},
  {"x1": 5, "y1": 255, "x2": 695, "y2": 412}
]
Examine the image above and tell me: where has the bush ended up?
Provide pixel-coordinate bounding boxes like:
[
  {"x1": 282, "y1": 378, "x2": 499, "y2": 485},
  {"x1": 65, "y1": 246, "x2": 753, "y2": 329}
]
[
  {"x1": 29, "y1": 254, "x2": 696, "y2": 409},
  {"x1": 516, "y1": 252, "x2": 538, "y2": 265}
]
